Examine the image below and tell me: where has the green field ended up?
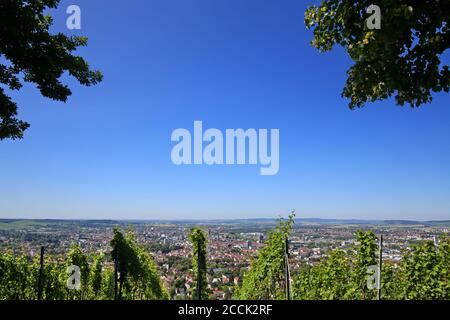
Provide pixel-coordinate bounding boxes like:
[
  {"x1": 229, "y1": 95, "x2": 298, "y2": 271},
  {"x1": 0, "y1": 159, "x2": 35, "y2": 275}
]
[{"x1": 0, "y1": 220, "x2": 50, "y2": 230}]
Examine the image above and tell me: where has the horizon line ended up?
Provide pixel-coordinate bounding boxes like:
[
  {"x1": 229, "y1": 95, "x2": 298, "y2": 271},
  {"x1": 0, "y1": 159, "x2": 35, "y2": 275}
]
[{"x1": 1, "y1": 217, "x2": 449, "y2": 223}]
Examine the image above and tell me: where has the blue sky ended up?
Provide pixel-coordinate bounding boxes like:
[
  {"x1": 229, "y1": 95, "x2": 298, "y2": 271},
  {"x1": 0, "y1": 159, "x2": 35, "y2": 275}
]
[{"x1": 1, "y1": 0, "x2": 450, "y2": 220}]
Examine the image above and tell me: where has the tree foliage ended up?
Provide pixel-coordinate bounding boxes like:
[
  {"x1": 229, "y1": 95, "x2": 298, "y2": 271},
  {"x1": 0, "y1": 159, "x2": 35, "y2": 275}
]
[
  {"x1": 305, "y1": 0, "x2": 450, "y2": 108},
  {"x1": 66, "y1": 244, "x2": 90, "y2": 300},
  {"x1": 293, "y1": 231, "x2": 450, "y2": 300},
  {"x1": 353, "y1": 230, "x2": 377, "y2": 299},
  {"x1": 396, "y1": 238, "x2": 450, "y2": 299},
  {"x1": 294, "y1": 250, "x2": 353, "y2": 299},
  {"x1": 236, "y1": 214, "x2": 294, "y2": 300},
  {"x1": 0, "y1": 251, "x2": 66, "y2": 300},
  {"x1": 89, "y1": 253, "x2": 103, "y2": 298},
  {"x1": 0, "y1": 0, "x2": 102, "y2": 140},
  {"x1": 0, "y1": 253, "x2": 36, "y2": 299},
  {"x1": 293, "y1": 230, "x2": 378, "y2": 300},
  {"x1": 189, "y1": 227, "x2": 209, "y2": 300},
  {"x1": 111, "y1": 228, "x2": 168, "y2": 300},
  {"x1": 0, "y1": 229, "x2": 167, "y2": 300}
]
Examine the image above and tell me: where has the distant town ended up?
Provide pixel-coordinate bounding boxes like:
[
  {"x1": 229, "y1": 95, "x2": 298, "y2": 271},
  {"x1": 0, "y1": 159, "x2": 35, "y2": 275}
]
[{"x1": 1, "y1": 218, "x2": 449, "y2": 300}]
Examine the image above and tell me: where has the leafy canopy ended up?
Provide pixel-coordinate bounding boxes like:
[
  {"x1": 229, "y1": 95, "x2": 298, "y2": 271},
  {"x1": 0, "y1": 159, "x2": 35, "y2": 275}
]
[
  {"x1": 293, "y1": 230, "x2": 378, "y2": 300},
  {"x1": 189, "y1": 227, "x2": 209, "y2": 300},
  {"x1": 0, "y1": 0, "x2": 102, "y2": 140},
  {"x1": 305, "y1": 0, "x2": 450, "y2": 108},
  {"x1": 111, "y1": 228, "x2": 168, "y2": 300},
  {"x1": 236, "y1": 214, "x2": 294, "y2": 300}
]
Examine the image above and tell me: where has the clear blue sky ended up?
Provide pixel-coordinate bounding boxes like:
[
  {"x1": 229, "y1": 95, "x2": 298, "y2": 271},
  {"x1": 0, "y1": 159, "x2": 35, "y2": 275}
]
[{"x1": 1, "y1": 0, "x2": 450, "y2": 220}]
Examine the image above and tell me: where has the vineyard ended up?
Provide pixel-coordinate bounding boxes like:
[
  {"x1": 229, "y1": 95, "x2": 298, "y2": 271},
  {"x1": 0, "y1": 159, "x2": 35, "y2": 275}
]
[{"x1": 0, "y1": 218, "x2": 449, "y2": 300}]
